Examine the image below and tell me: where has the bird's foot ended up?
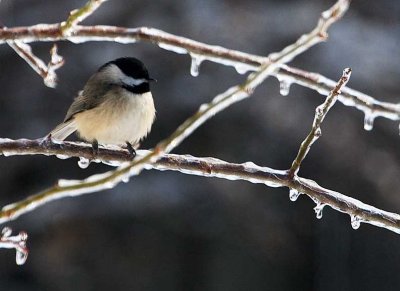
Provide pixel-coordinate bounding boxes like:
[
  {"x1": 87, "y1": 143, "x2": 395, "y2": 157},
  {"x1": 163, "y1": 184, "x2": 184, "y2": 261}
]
[
  {"x1": 126, "y1": 142, "x2": 136, "y2": 159},
  {"x1": 91, "y1": 140, "x2": 99, "y2": 157}
]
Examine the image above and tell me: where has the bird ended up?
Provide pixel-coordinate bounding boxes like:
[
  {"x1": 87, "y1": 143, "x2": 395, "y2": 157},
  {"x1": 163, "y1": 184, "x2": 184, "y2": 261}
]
[{"x1": 48, "y1": 57, "x2": 156, "y2": 156}]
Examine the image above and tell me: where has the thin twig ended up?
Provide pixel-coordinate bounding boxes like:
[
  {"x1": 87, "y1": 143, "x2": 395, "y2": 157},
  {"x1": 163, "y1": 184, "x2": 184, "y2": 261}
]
[
  {"x1": 6, "y1": 41, "x2": 64, "y2": 88},
  {"x1": 60, "y1": 0, "x2": 108, "y2": 36},
  {"x1": 0, "y1": 17, "x2": 398, "y2": 123},
  {"x1": 0, "y1": 227, "x2": 28, "y2": 265},
  {"x1": 0, "y1": 0, "x2": 352, "y2": 223},
  {"x1": 1, "y1": 139, "x2": 400, "y2": 234},
  {"x1": 289, "y1": 68, "x2": 352, "y2": 177}
]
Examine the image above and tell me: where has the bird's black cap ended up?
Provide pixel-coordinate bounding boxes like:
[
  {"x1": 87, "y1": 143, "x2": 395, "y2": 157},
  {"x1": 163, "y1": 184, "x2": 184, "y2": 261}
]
[{"x1": 100, "y1": 57, "x2": 154, "y2": 81}]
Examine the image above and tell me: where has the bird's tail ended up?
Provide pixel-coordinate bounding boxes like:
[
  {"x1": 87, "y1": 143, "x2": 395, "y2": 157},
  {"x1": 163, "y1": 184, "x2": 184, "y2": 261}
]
[{"x1": 48, "y1": 119, "x2": 77, "y2": 141}]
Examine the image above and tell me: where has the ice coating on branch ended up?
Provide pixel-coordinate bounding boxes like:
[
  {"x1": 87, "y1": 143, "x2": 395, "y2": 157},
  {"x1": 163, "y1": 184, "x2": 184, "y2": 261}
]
[
  {"x1": 314, "y1": 202, "x2": 325, "y2": 219},
  {"x1": 189, "y1": 53, "x2": 205, "y2": 77},
  {"x1": 289, "y1": 188, "x2": 301, "y2": 201},
  {"x1": 0, "y1": 227, "x2": 29, "y2": 265},
  {"x1": 78, "y1": 157, "x2": 90, "y2": 169},
  {"x1": 351, "y1": 215, "x2": 361, "y2": 230},
  {"x1": 234, "y1": 63, "x2": 253, "y2": 75},
  {"x1": 56, "y1": 154, "x2": 69, "y2": 160},
  {"x1": 158, "y1": 43, "x2": 188, "y2": 54}
]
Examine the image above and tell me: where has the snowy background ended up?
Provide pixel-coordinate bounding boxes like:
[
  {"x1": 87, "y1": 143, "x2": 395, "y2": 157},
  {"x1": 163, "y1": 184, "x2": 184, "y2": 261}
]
[{"x1": 0, "y1": 0, "x2": 400, "y2": 290}]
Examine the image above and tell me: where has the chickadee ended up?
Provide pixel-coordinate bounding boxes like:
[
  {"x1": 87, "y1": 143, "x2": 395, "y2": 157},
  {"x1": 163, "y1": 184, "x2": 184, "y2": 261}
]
[{"x1": 49, "y1": 57, "x2": 156, "y2": 155}]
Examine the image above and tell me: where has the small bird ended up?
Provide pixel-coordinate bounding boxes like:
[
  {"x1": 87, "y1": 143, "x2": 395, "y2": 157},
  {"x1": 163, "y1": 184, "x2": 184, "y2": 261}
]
[{"x1": 49, "y1": 57, "x2": 156, "y2": 155}]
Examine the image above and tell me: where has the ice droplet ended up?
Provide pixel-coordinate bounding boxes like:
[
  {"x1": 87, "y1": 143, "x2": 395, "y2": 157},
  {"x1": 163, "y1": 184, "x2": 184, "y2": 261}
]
[
  {"x1": 1, "y1": 227, "x2": 12, "y2": 237},
  {"x1": 16, "y1": 249, "x2": 28, "y2": 265},
  {"x1": 234, "y1": 63, "x2": 252, "y2": 75},
  {"x1": 78, "y1": 157, "x2": 90, "y2": 169},
  {"x1": 289, "y1": 189, "x2": 300, "y2": 201},
  {"x1": 56, "y1": 154, "x2": 69, "y2": 160},
  {"x1": 314, "y1": 203, "x2": 325, "y2": 219},
  {"x1": 189, "y1": 53, "x2": 204, "y2": 77},
  {"x1": 363, "y1": 111, "x2": 375, "y2": 131},
  {"x1": 351, "y1": 215, "x2": 361, "y2": 230},
  {"x1": 122, "y1": 175, "x2": 130, "y2": 183},
  {"x1": 315, "y1": 127, "x2": 322, "y2": 137},
  {"x1": 279, "y1": 80, "x2": 291, "y2": 96}
]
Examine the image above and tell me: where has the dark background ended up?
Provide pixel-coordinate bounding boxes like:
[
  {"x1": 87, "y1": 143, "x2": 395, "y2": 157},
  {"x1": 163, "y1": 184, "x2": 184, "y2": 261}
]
[{"x1": 1, "y1": 0, "x2": 400, "y2": 290}]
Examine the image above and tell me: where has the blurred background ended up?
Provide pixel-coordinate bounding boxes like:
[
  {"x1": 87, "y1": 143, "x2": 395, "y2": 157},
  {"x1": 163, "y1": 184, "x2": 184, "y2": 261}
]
[{"x1": 0, "y1": 0, "x2": 400, "y2": 290}]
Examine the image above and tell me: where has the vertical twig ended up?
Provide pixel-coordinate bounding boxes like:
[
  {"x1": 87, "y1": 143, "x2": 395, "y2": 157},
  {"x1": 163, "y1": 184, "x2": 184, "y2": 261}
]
[{"x1": 289, "y1": 68, "x2": 352, "y2": 177}]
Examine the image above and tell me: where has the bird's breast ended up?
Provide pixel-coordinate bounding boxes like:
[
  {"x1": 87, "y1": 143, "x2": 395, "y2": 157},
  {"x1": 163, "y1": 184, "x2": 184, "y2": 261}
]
[{"x1": 74, "y1": 92, "x2": 155, "y2": 145}]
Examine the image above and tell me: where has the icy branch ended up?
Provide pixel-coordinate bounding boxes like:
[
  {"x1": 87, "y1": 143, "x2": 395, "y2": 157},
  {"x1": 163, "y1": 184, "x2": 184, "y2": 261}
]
[
  {"x1": 289, "y1": 68, "x2": 352, "y2": 177},
  {"x1": 0, "y1": 2, "x2": 398, "y2": 124},
  {"x1": 268, "y1": 0, "x2": 350, "y2": 63},
  {"x1": 0, "y1": 227, "x2": 28, "y2": 265},
  {"x1": 7, "y1": 41, "x2": 64, "y2": 88},
  {"x1": 60, "y1": 0, "x2": 108, "y2": 36},
  {"x1": 1, "y1": 139, "x2": 400, "y2": 234}
]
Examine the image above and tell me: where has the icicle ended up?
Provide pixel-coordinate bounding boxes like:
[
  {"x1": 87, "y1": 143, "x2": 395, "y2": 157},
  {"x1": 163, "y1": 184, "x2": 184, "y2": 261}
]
[
  {"x1": 363, "y1": 111, "x2": 375, "y2": 131},
  {"x1": 279, "y1": 80, "x2": 292, "y2": 96},
  {"x1": 314, "y1": 203, "x2": 325, "y2": 219},
  {"x1": 15, "y1": 231, "x2": 29, "y2": 265},
  {"x1": 351, "y1": 215, "x2": 361, "y2": 230},
  {"x1": 78, "y1": 157, "x2": 90, "y2": 169},
  {"x1": 122, "y1": 175, "x2": 130, "y2": 183},
  {"x1": 1, "y1": 227, "x2": 12, "y2": 237},
  {"x1": 16, "y1": 248, "x2": 29, "y2": 265},
  {"x1": 189, "y1": 53, "x2": 205, "y2": 77},
  {"x1": 289, "y1": 189, "x2": 301, "y2": 201}
]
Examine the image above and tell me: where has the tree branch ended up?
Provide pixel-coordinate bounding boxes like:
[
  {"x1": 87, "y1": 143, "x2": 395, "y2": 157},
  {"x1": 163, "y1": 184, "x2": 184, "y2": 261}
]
[
  {"x1": 1, "y1": 138, "x2": 400, "y2": 234},
  {"x1": 289, "y1": 68, "x2": 351, "y2": 177},
  {"x1": 1, "y1": 2, "x2": 398, "y2": 126},
  {"x1": 7, "y1": 41, "x2": 64, "y2": 88}
]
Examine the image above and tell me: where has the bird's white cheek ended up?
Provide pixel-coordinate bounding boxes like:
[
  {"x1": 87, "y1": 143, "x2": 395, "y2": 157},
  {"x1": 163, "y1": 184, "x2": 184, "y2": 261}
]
[{"x1": 74, "y1": 92, "x2": 155, "y2": 145}]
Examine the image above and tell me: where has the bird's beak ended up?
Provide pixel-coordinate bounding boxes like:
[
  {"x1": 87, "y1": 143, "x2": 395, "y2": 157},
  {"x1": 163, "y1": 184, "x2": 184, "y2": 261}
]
[{"x1": 147, "y1": 77, "x2": 157, "y2": 82}]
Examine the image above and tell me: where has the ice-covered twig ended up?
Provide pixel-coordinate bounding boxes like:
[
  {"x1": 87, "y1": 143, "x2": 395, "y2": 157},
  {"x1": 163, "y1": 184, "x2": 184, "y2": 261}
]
[
  {"x1": 7, "y1": 41, "x2": 64, "y2": 88},
  {"x1": 0, "y1": 51, "x2": 275, "y2": 223},
  {"x1": 0, "y1": 140, "x2": 400, "y2": 234},
  {"x1": 60, "y1": 0, "x2": 108, "y2": 36},
  {"x1": 0, "y1": 227, "x2": 28, "y2": 265},
  {"x1": 289, "y1": 68, "x2": 352, "y2": 177},
  {"x1": 277, "y1": 66, "x2": 400, "y2": 125},
  {"x1": 268, "y1": 0, "x2": 350, "y2": 63},
  {"x1": 0, "y1": 3, "x2": 398, "y2": 124}
]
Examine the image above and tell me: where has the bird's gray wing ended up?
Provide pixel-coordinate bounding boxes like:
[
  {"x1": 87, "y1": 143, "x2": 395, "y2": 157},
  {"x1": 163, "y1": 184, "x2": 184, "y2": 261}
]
[{"x1": 64, "y1": 82, "x2": 112, "y2": 122}]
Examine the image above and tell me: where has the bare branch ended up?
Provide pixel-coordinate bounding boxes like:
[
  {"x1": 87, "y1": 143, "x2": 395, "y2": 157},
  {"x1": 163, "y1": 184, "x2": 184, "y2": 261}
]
[
  {"x1": 1, "y1": 138, "x2": 400, "y2": 234},
  {"x1": 289, "y1": 68, "x2": 352, "y2": 177}
]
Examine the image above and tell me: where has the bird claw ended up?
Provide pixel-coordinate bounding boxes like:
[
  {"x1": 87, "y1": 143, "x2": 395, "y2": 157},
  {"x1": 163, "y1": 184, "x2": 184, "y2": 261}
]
[{"x1": 126, "y1": 142, "x2": 136, "y2": 159}]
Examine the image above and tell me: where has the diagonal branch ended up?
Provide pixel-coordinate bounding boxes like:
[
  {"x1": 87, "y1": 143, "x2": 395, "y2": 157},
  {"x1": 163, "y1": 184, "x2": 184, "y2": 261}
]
[
  {"x1": 289, "y1": 68, "x2": 352, "y2": 177},
  {"x1": 60, "y1": 0, "x2": 108, "y2": 36},
  {"x1": 1, "y1": 3, "x2": 398, "y2": 124},
  {"x1": 1, "y1": 138, "x2": 400, "y2": 234},
  {"x1": 0, "y1": 0, "x2": 355, "y2": 226},
  {"x1": 7, "y1": 41, "x2": 64, "y2": 88}
]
